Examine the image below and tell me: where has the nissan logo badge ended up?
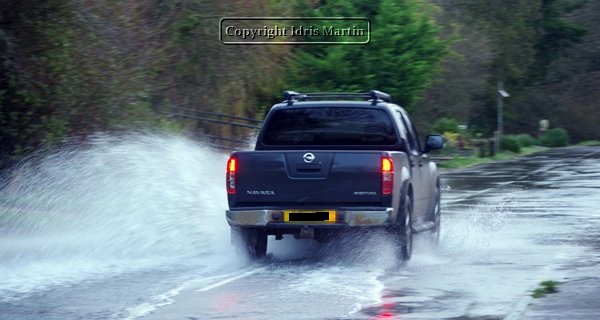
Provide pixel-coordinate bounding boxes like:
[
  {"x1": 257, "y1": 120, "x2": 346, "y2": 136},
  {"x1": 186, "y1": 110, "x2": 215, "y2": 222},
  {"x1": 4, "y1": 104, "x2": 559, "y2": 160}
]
[{"x1": 303, "y1": 152, "x2": 315, "y2": 163}]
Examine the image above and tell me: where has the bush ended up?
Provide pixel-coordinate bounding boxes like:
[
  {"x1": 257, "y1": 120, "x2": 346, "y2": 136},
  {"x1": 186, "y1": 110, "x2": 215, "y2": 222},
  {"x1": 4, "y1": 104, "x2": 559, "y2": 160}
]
[
  {"x1": 539, "y1": 128, "x2": 570, "y2": 147},
  {"x1": 515, "y1": 134, "x2": 536, "y2": 147},
  {"x1": 501, "y1": 135, "x2": 521, "y2": 153},
  {"x1": 432, "y1": 117, "x2": 460, "y2": 134}
]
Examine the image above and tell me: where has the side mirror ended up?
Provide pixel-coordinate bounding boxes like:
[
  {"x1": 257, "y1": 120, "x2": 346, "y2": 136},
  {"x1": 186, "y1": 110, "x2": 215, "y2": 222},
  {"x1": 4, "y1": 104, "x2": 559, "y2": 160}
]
[{"x1": 424, "y1": 134, "x2": 444, "y2": 153}]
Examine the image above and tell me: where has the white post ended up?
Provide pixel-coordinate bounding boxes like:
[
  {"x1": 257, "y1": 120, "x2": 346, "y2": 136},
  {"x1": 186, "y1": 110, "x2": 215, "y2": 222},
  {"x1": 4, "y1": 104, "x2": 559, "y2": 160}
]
[{"x1": 496, "y1": 82, "x2": 509, "y2": 156}]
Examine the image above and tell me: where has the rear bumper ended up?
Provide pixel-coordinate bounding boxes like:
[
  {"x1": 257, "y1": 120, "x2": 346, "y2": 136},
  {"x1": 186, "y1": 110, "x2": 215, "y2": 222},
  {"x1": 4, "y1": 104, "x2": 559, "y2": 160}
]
[{"x1": 226, "y1": 208, "x2": 394, "y2": 227}]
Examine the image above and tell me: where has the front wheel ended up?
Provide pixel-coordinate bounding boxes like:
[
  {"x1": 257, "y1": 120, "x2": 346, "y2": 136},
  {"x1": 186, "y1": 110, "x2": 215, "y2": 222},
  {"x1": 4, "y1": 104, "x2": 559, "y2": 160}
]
[
  {"x1": 429, "y1": 180, "x2": 442, "y2": 245},
  {"x1": 231, "y1": 227, "x2": 267, "y2": 260}
]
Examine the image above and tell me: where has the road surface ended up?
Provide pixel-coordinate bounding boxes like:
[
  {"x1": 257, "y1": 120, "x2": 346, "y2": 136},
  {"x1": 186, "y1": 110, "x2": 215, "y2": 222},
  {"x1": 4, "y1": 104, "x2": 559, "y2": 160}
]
[{"x1": 0, "y1": 137, "x2": 598, "y2": 320}]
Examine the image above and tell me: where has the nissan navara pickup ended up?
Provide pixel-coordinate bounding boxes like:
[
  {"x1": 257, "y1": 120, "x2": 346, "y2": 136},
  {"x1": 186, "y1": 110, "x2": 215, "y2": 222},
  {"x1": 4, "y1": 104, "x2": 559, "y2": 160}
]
[{"x1": 225, "y1": 90, "x2": 444, "y2": 261}]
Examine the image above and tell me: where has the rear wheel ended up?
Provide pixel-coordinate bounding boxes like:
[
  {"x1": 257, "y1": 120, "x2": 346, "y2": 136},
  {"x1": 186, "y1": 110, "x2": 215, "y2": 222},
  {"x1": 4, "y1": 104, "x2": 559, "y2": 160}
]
[
  {"x1": 231, "y1": 227, "x2": 267, "y2": 260},
  {"x1": 389, "y1": 193, "x2": 413, "y2": 261}
]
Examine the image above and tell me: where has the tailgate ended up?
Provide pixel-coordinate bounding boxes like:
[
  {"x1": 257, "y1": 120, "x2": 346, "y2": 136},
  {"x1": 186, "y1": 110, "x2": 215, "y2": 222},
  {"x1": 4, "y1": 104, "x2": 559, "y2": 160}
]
[{"x1": 233, "y1": 151, "x2": 383, "y2": 205}]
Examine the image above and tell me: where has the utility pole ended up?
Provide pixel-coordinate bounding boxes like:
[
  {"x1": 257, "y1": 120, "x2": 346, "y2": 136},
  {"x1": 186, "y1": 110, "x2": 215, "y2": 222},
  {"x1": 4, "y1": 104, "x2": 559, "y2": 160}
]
[{"x1": 497, "y1": 81, "x2": 509, "y2": 155}]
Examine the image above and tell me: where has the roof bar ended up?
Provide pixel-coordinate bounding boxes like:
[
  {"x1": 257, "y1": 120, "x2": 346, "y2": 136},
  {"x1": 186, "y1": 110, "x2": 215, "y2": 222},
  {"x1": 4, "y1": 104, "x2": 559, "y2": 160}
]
[
  {"x1": 369, "y1": 90, "x2": 391, "y2": 103},
  {"x1": 283, "y1": 90, "x2": 392, "y2": 105}
]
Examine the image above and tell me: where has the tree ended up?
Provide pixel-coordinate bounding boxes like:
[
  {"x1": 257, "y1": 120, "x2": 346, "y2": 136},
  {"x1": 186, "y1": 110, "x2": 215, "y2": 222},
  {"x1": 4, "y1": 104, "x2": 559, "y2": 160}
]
[
  {"x1": 287, "y1": 0, "x2": 447, "y2": 109},
  {"x1": 527, "y1": 0, "x2": 587, "y2": 83},
  {"x1": 0, "y1": 0, "x2": 294, "y2": 166},
  {"x1": 416, "y1": 0, "x2": 593, "y2": 140}
]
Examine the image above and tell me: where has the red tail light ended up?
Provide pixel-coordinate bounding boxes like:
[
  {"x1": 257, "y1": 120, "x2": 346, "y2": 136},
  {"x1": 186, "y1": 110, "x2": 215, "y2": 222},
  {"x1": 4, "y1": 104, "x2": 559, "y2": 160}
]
[
  {"x1": 226, "y1": 157, "x2": 237, "y2": 194},
  {"x1": 381, "y1": 156, "x2": 393, "y2": 195}
]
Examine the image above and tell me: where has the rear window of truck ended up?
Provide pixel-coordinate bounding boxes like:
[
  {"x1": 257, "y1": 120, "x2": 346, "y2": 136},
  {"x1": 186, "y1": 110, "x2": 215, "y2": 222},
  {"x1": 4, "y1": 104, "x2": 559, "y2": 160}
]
[{"x1": 262, "y1": 107, "x2": 398, "y2": 146}]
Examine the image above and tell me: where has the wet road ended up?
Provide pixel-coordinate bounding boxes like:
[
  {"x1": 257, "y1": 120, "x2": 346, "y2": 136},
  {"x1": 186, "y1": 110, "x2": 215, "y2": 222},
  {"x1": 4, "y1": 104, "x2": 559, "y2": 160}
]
[
  {"x1": 145, "y1": 146, "x2": 600, "y2": 320},
  {"x1": 1, "y1": 142, "x2": 599, "y2": 320}
]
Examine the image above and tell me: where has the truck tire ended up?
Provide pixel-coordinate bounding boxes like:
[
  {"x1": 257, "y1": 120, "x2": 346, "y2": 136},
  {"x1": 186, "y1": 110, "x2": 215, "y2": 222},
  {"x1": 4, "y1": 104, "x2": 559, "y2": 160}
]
[
  {"x1": 388, "y1": 193, "x2": 413, "y2": 261},
  {"x1": 399, "y1": 194, "x2": 413, "y2": 260},
  {"x1": 429, "y1": 179, "x2": 441, "y2": 244},
  {"x1": 231, "y1": 227, "x2": 267, "y2": 260}
]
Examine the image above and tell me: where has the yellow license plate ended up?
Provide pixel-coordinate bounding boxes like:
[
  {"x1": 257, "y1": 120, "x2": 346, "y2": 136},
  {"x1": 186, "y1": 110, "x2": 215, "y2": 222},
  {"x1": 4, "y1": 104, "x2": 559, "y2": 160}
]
[{"x1": 283, "y1": 210, "x2": 336, "y2": 223}]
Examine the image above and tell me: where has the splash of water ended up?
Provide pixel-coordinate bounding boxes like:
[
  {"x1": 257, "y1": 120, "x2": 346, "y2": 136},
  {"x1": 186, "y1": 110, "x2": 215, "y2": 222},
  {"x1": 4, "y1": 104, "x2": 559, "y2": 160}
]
[
  {"x1": 0, "y1": 133, "x2": 235, "y2": 298},
  {"x1": 428, "y1": 188, "x2": 519, "y2": 269}
]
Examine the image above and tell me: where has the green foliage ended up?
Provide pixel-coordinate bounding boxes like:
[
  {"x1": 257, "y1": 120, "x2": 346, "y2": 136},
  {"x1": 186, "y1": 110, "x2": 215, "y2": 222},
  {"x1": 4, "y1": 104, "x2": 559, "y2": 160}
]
[
  {"x1": 153, "y1": 118, "x2": 184, "y2": 133},
  {"x1": 528, "y1": 0, "x2": 587, "y2": 83},
  {"x1": 287, "y1": 0, "x2": 448, "y2": 108},
  {"x1": 515, "y1": 134, "x2": 536, "y2": 147},
  {"x1": 576, "y1": 140, "x2": 600, "y2": 146},
  {"x1": 439, "y1": 146, "x2": 548, "y2": 168},
  {"x1": 431, "y1": 117, "x2": 459, "y2": 134},
  {"x1": 439, "y1": 156, "x2": 496, "y2": 169},
  {"x1": 539, "y1": 128, "x2": 570, "y2": 147},
  {"x1": 501, "y1": 135, "x2": 521, "y2": 153},
  {"x1": 532, "y1": 280, "x2": 559, "y2": 298},
  {"x1": 0, "y1": 0, "x2": 170, "y2": 166},
  {"x1": 425, "y1": 0, "x2": 590, "y2": 138},
  {"x1": 458, "y1": 0, "x2": 541, "y2": 84}
]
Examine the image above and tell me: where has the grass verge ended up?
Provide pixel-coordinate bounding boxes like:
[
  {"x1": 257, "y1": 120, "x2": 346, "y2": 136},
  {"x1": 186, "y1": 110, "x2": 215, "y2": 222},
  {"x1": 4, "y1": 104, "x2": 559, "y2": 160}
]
[
  {"x1": 438, "y1": 146, "x2": 548, "y2": 169},
  {"x1": 576, "y1": 140, "x2": 600, "y2": 146}
]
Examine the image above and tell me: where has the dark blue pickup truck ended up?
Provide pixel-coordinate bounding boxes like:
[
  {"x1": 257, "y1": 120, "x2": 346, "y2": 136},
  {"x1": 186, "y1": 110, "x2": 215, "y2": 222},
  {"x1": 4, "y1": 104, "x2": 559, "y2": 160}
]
[{"x1": 225, "y1": 90, "x2": 444, "y2": 261}]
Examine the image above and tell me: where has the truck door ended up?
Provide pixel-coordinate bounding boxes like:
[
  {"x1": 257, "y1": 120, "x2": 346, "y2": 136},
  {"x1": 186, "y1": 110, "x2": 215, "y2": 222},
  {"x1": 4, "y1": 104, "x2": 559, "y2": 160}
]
[{"x1": 397, "y1": 111, "x2": 427, "y2": 222}]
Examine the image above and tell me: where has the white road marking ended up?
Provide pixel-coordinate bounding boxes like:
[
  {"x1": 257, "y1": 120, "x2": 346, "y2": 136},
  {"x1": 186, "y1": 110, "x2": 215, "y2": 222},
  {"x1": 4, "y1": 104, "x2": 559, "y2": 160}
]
[
  {"x1": 121, "y1": 268, "x2": 266, "y2": 319},
  {"x1": 195, "y1": 267, "x2": 265, "y2": 292}
]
